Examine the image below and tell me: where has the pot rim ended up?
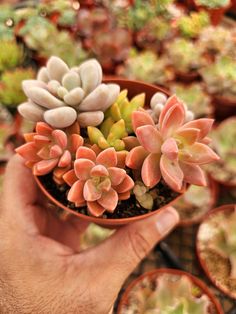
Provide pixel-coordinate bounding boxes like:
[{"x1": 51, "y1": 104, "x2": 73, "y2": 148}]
[
  {"x1": 196, "y1": 203, "x2": 236, "y2": 299},
  {"x1": 117, "y1": 268, "x2": 224, "y2": 314}
]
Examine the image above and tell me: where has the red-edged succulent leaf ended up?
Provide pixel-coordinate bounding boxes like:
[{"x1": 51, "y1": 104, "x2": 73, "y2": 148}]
[
  {"x1": 74, "y1": 158, "x2": 95, "y2": 180},
  {"x1": 160, "y1": 102, "x2": 185, "y2": 139},
  {"x1": 96, "y1": 147, "x2": 117, "y2": 167},
  {"x1": 97, "y1": 178, "x2": 111, "y2": 192},
  {"x1": 24, "y1": 133, "x2": 36, "y2": 142},
  {"x1": 132, "y1": 110, "x2": 155, "y2": 132},
  {"x1": 123, "y1": 136, "x2": 140, "y2": 150},
  {"x1": 180, "y1": 118, "x2": 214, "y2": 140},
  {"x1": 159, "y1": 95, "x2": 179, "y2": 128},
  {"x1": 52, "y1": 130, "x2": 67, "y2": 149},
  {"x1": 58, "y1": 150, "x2": 71, "y2": 168},
  {"x1": 141, "y1": 153, "x2": 161, "y2": 188},
  {"x1": 83, "y1": 179, "x2": 101, "y2": 201},
  {"x1": 76, "y1": 146, "x2": 96, "y2": 162},
  {"x1": 50, "y1": 145, "x2": 63, "y2": 158},
  {"x1": 161, "y1": 138, "x2": 178, "y2": 161},
  {"x1": 67, "y1": 180, "x2": 85, "y2": 203},
  {"x1": 70, "y1": 134, "x2": 84, "y2": 153},
  {"x1": 118, "y1": 191, "x2": 130, "y2": 200},
  {"x1": 179, "y1": 162, "x2": 207, "y2": 186},
  {"x1": 15, "y1": 142, "x2": 39, "y2": 161},
  {"x1": 180, "y1": 143, "x2": 220, "y2": 165},
  {"x1": 114, "y1": 174, "x2": 134, "y2": 193},
  {"x1": 116, "y1": 151, "x2": 128, "y2": 168},
  {"x1": 136, "y1": 125, "x2": 162, "y2": 153},
  {"x1": 36, "y1": 122, "x2": 53, "y2": 136},
  {"x1": 87, "y1": 201, "x2": 105, "y2": 217},
  {"x1": 175, "y1": 128, "x2": 200, "y2": 146},
  {"x1": 108, "y1": 167, "x2": 126, "y2": 186},
  {"x1": 90, "y1": 165, "x2": 109, "y2": 177},
  {"x1": 33, "y1": 158, "x2": 59, "y2": 176},
  {"x1": 37, "y1": 146, "x2": 50, "y2": 159},
  {"x1": 63, "y1": 169, "x2": 78, "y2": 186},
  {"x1": 97, "y1": 188, "x2": 118, "y2": 212},
  {"x1": 160, "y1": 154, "x2": 184, "y2": 192},
  {"x1": 126, "y1": 146, "x2": 149, "y2": 169},
  {"x1": 34, "y1": 135, "x2": 50, "y2": 146}
]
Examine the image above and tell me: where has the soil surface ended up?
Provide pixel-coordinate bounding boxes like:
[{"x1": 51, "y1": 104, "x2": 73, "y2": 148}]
[{"x1": 40, "y1": 174, "x2": 179, "y2": 219}]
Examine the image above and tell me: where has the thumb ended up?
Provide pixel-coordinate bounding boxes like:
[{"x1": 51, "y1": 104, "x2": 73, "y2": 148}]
[{"x1": 80, "y1": 206, "x2": 179, "y2": 294}]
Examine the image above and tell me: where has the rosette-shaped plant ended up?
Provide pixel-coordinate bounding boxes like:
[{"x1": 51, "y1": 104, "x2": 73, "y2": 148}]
[
  {"x1": 63, "y1": 147, "x2": 134, "y2": 217},
  {"x1": 18, "y1": 56, "x2": 120, "y2": 129},
  {"x1": 209, "y1": 209, "x2": 236, "y2": 279},
  {"x1": 15, "y1": 122, "x2": 83, "y2": 182},
  {"x1": 0, "y1": 40, "x2": 24, "y2": 72},
  {"x1": 126, "y1": 95, "x2": 219, "y2": 192}
]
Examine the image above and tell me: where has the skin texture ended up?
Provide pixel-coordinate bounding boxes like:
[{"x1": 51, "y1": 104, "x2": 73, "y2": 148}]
[{"x1": 0, "y1": 155, "x2": 179, "y2": 314}]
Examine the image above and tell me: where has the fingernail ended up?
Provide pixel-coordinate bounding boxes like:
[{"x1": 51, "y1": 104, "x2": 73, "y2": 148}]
[{"x1": 156, "y1": 207, "x2": 179, "y2": 236}]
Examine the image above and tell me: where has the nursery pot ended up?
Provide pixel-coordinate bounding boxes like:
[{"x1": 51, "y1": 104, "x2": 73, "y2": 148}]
[
  {"x1": 35, "y1": 79, "x2": 185, "y2": 228},
  {"x1": 197, "y1": 204, "x2": 236, "y2": 299},
  {"x1": 175, "y1": 70, "x2": 200, "y2": 83},
  {"x1": 117, "y1": 268, "x2": 223, "y2": 314},
  {"x1": 212, "y1": 94, "x2": 236, "y2": 121},
  {"x1": 193, "y1": 1, "x2": 231, "y2": 26},
  {"x1": 176, "y1": 176, "x2": 218, "y2": 227}
]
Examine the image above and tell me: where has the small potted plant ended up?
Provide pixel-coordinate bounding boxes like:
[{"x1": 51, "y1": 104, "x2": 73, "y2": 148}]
[
  {"x1": 200, "y1": 56, "x2": 236, "y2": 119},
  {"x1": 174, "y1": 175, "x2": 218, "y2": 226},
  {"x1": 193, "y1": 0, "x2": 231, "y2": 25},
  {"x1": 206, "y1": 117, "x2": 236, "y2": 188},
  {"x1": 15, "y1": 56, "x2": 219, "y2": 228},
  {"x1": 177, "y1": 11, "x2": 210, "y2": 39},
  {"x1": 170, "y1": 83, "x2": 213, "y2": 119},
  {"x1": 117, "y1": 268, "x2": 223, "y2": 313},
  {"x1": 197, "y1": 204, "x2": 236, "y2": 299},
  {"x1": 165, "y1": 38, "x2": 205, "y2": 82},
  {"x1": 117, "y1": 49, "x2": 174, "y2": 87}
]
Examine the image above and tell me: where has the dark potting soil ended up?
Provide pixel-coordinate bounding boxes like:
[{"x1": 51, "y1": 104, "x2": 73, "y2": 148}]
[{"x1": 39, "y1": 174, "x2": 179, "y2": 219}]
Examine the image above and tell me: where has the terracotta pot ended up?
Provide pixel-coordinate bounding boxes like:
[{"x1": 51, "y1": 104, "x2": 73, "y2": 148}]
[
  {"x1": 175, "y1": 70, "x2": 200, "y2": 83},
  {"x1": 117, "y1": 268, "x2": 224, "y2": 314},
  {"x1": 212, "y1": 94, "x2": 236, "y2": 121},
  {"x1": 197, "y1": 204, "x2": 236, "y2": 299},
  {"x1": 34, "y1": 79, "x2": 185, "y2": 228},
  {"x1": 176, "y1": 176, "x2": 218, "y2": 227},
  {"x1": 194, "y1": 1, "x2": 231, "y2": 26}
]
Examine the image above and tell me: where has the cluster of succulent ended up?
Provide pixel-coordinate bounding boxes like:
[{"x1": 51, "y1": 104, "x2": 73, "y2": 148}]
[
  {"x1": 117, "y1": 49, "x2": 174, "y2": 86},
  {"x1": 170, "y1": 83, "x2": 212, "y2": 118},
  {"x1": 195, "y1": 0, "x2": 230, "y2": 9},
  {"x1": 166, "y1": 38, "x2": 205, "y2": 74},
  {"x1": 198, "y1": 26, "x2": 235, "y2": 57},
  {"x1": 0, "y1": 68, "x2": 35, "y2": 108},
  {"x1": 208, "y1": 209, "x2": 236, "y2": 279},
  {"x1": 18, "y1": 16, "x2": 88, "y2": 67},
  {"x1": 16, "y1": 57, "x2": 219, "y2": 217},
  {"x1": 200, "y1": 56, "x2": 236, "y2": 99},
  {"x1": 0, "y1": 40, "x2": 24, "y2": 72},
  {"x1": 121, "y1": 274, "x2": 210, "y2": 314},
  {"x1": 177, "y1": 11, "x2": 210, "y2": 39},
  {"x1": 206, "y1": 118, "x2": 236, "y2": 185},
  {"x1": 0, "y1": 5, "x2": 15, "y2": 41}
]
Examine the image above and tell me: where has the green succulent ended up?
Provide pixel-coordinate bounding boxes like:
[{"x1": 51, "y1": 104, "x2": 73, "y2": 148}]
[
  {"x1": 167, "y1": 38, "x2": 204, "y2": 73},
  {"x1": 119, "y1": 49, "x2": 173, "y2": 85},
  {"x1": 88, "y1": 119, "x2": 128, "y2": 151},
  {"x1": 80, "y1": 224, "x2": 114, "y2": 250},
  {"x1": 123, "y1": 274, "x2": 210, "y2": 314},
  {"x1": 177, "y1": 11, "x2": 210, "y2": 38},
  {"x1": 200, "y1": 56, "x2": 236, "y2": 98},
  {"x1": 0, "y1": 40, "x2": 24, "y2": 72},
  {"x1": 170, "y1": 83, "x2": 212, "y2": 118},
  {"x1": 102, "y1": 90, "x2": 145, "y2": 134},
  {"x1": 0, "y1": 68, "x2": 35, "y2": 107},
  {"x1": 195, "y1": 0, "x2": 230, "y2": 9}
]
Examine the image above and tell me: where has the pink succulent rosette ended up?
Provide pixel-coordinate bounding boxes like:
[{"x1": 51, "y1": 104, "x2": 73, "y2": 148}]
[
  {"x1": 126, "y1": 95, "x2": 219, "y2": 192},
  {"x1": 63, "y1": 147, "x2": 134, "y2": 217},
  {"x1": 16, "y1": 122, "x2": 83, "y2": 180}
]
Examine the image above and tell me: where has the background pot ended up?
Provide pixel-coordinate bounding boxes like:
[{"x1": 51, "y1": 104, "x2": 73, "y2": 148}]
[
  {"x1": 117, "y1": 268, "x2": 223, "y2": 314},
  {"x1": 197, "y1": 204, "x2": 236, "y2": 299},
  {"x1": 35, "y1": 79, "x2": 185, "y2": 228},
  {"x1": 212, "y1": 95, "x2": 236, "y2": 121}
]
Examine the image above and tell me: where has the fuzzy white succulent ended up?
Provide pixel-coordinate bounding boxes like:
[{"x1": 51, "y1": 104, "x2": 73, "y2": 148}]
[{"x1": 18, "y1": 56, "x2": 120, "y2": 129}]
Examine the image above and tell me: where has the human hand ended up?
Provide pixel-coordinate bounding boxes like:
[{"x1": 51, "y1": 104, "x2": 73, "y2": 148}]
[{"x1": 0, "y1": 155, "x2": 179, "y2": 314}]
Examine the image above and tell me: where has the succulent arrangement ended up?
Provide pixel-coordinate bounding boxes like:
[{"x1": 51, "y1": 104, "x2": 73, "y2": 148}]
[
  {"x1": 119, "y1": 273, "x2": 211, "y2": 314},
  {"x1": 117, "y1": 50, "x2": 174, "y2": 86},
  {"x1": 177, "y1": 11, "x2": 210, "y2": 39},
  {"x1": 200, "y1": 56, "x2": 236, "y2": 99},
  {"x1": 206, "y1": 117, "x2": 236, "y2": 186},
  {"x1": 16, "y1": 56, "x2": 218, "y2": 219},
  {"x1": 170, "y1": 83, "x2": 212, "y2": 118},
  {"x1": 194, "y1": 0, "x2": 230, "y2": 9},
  {"x1": 166, "y1": 38, "x2": 205, "y2": 75}
]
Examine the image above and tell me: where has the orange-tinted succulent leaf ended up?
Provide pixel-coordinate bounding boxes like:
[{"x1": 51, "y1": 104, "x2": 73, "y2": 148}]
[
  {"x1": 58, "y1": 150, "x2": 71, "y2": 168},
  {"x1": 90, "y1": 165, "x2": 109, "y2": 177},
  {"x1": 108, "y1": 167, "x2": 126, "y2": 186},
  {"x1": 36, "y1": 122, "x2": 53, "y2": 136},
  {"x1": 181, "y1": 118, "x2": 214, "y2": 140},
  {"x1": 141, "y1": 153, "x2": 161, "y2": 188},
  {"x1": 52, "y1": 130, "x2": 67, "y2": 149},
  {"x1": 63, "y1": 169, "x2": 77, "y2": 186},
  {"x1": 96, "y1": 147, "x2": 117, "y2": 167},
  {"x1": 179, "y1": 162, "x2": 207, "y2": 186},
  {"x1": 161, "y1": 138, "x2": 178, "y2": 161},
  {"x1": 83, "y1": 179, "x2": 102, "y2": 201},
  {"x1": 132, "y1": 110, "x2": 155, "y2": 132},
  {"x1": 74, "y1": 158, "x2": 95, "y2": 180},
  {"x1": 115, "y1": 174, "x2": 134, "y2": 193},
  {"x1": 126, "y1": 146, "x2": 149, "y2": 169},
  {"x1": 87, "y1": 201, "x2": 105, "y2": 217},
  {"x1": 33, "y1": 158, "x2": 58, "y2": 176},
  {"x1": 76, "y1": 146, "x2": 96, "y2": 162},
  {"x1": 67, "y1": 180, "x2": 85, "y2": 203},
  {"x1": 181, "y1": 143, "x2": 220, "y2": 165},
  {"x1": 97, "y1": 188, "x2": 118, "y2": 212},
  {"x1": 123, "y1": 136, "x2": 140, "y2": 150},
  {"x1": 136, "y1": 125, "x2": 162, "y2": 153},
  {"x1": 175, "y1": 128, "x2": 200, "y2": 145},
  {"x1": 160, "y1": 103, "x2": 185, "y2": 138}
]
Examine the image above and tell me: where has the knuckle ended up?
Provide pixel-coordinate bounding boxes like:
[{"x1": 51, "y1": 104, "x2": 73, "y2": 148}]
[{"x1": 127, "y1": 229, "x2": 151, "y2": 262}]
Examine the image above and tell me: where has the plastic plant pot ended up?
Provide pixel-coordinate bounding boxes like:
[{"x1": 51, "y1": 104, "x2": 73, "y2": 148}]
[
  {"x1": 197, "y1": 204, "x2": 236, "y2": 299},
  {"x1": 117, "y1": 268, "x2": 224, "y2": 314},
  {"x1": 34, "y1": 79, "x2": 185, "y2": 228}
]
